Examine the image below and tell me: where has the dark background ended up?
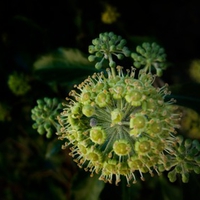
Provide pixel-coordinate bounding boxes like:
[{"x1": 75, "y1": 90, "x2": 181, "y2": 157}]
[
  {"x1": 1, "y1": 0, "x2": 200, "y2": 88},
  {"x1": 1, "y1": 0, "x2": 200, "y2": 64},
  {"x1": 1, "y1": 0, "x2": 200, "y2": 200}
]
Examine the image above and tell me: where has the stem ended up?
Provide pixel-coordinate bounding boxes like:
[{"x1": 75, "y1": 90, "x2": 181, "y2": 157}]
[
  {"x1": 108, "y1": 54, "x2": 116, "y2": 77},
  {"x1": 50, "y1": 119, "x2": 60, "y2": 132},
  {"x1": 121, "y1": 177, "x2": 131, "y2": 200},
  {"x1": 111, "y1": 67, "x2": 116, "y2": 77}
]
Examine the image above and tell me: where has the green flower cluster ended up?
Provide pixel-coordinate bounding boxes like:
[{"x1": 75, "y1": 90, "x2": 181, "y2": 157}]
[
  {"x1": 32, "y1": 32, "x2": 200, "y2": 186},
  {"x1": 164, "y1": 135, "x2": 200, "y2": 183},
  {"x1": 88, "y1": 32, "x2": 131, "y2": 70},
  {"x1": 31, "y1": 97, "x2": 62, "y2": 138},
  {"x1": 131, "y1": 42, "x2": 167, "y2": 76},
  {"x1": 7, "y1": 71, "x2": 31, "y2": 96},
  {"x1": 57, "y1": 64, "x2": 182, "y2": 185}
]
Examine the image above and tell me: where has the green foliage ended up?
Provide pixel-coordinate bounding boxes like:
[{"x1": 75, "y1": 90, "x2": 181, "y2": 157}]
[
  {"x1": 71, "y1": 173, "x2": 105, "y2": 200},
  {"x1": 33, "y1": 48, "x2": 97, "y2": 84}
]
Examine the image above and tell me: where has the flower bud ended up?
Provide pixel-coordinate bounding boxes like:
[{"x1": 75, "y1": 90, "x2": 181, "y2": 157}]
[{"x1": 82, "y1": 104, "x2": 95, "y2": 117}]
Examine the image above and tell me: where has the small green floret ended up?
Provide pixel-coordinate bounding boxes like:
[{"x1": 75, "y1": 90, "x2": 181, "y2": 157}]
[
  {"x1": 90, "y1": 126, "x2": 106, "y2": 144},
  {"x1": 113, "y1": 140, "x2": 131, "y2": 156}
]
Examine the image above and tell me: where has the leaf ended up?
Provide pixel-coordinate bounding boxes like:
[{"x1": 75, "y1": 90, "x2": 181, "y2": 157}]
[
  {"x1": 33, "y1": 48, "x2": 97, "y2": 83},
  {"x1": 71, "y1": 172, "x2": 105, "y2": 200},
  {"x1": 157, "y1": 175, "x2": 183, "y2": 200},
  {"x1": 45, "y1": 139, "x2": 63, "y2": 159}
]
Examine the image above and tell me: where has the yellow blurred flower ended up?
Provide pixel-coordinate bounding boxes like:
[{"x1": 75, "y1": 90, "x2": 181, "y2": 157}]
[
  {"x1": 101, "y1": 4, "x2": 120, "y2": 24},
  {"x1": 180, "y1": 106, "x2": 200, "y2": 139},
  {"x1": 189, "y1": 59, "x2": 200, "y2": 83}
]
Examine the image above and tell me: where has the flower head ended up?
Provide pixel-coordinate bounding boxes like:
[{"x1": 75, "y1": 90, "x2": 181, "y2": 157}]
[{"x1": 57, "y1": 65, "x2": 181, "y2": 185}]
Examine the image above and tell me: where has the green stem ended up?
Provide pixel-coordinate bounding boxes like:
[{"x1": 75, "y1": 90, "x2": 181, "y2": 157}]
[
  {"x1": 111, "y1": 67, "x2": 116, "y2": 77},
  {"x1": 50, "y1": 119, "x2": 60, "y2": 132},
  {"x1": 108, "y1": 54, "x2": 116, "y2": 77},
  {"x1": 121, "y1": 177, "x2": 131, "y2": 200}
]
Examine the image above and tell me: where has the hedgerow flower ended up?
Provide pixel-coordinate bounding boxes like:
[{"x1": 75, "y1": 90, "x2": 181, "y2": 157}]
[{"x1": 57, "y1": 63, "x2": 182, "y2": 185}]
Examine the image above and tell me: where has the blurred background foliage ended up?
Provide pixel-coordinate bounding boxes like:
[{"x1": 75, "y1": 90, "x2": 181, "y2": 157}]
[{"x1": 1, "y1": 0, "x2": 200, "y2": 199}]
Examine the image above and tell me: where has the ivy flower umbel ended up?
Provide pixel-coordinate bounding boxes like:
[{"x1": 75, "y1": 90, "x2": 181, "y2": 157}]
[
  {"x1": 31, "y1": 97, "x2": 62, "y2": 138},
  {"x1": 131, "y1": 42, "x2": 167, "y2": 76},
  {"x1": 88, "y1": 32, "x2": 131, "y2": 70},
  {"x1": 57, "y1": 65, "x2": 181, "y2": 186},
  {"x1": 160, "y1": 135, "x2": 200, "y2": 183}
]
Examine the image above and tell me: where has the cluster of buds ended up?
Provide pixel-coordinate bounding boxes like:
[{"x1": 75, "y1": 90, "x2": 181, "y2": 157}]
[
  {"x1": 163, "y1": 135, "x2": 200, "y2": 183},
  {"x1": 131, "y1": 42, "x2": 167, "y2": 76},
  {"x1": 88, "y1": 32, "x2": 131, "y2": 70},
  {"x1": 31, "y1": 97, "x2": 62, "y2": 138}
]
